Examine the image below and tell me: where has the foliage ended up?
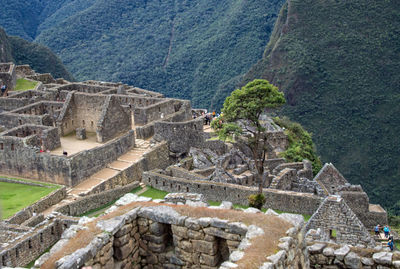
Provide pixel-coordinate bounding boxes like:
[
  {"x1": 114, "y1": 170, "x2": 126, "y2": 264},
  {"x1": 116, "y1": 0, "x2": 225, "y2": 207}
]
[
  {"x1": 14, "y1": 78, "x2": 37, "y2": 91},
  {"x1": 242, "y1": 0, "x2": 400, "y2": 214},
  {"x1": 214, "y1": 79, "x2": 285, "y2": 193},
  {"x1": 0, "y1": 0, "x2": 285, "y2": 109},
  {"x1": 248, "y1": 194, "x2": 266, "y2": 210},
  {"x1": 0, "y1": 181, "x2": 59, "y2": 219},
  {"x1": 273, "y1": 116, "x2": 322, "y2": 175}
]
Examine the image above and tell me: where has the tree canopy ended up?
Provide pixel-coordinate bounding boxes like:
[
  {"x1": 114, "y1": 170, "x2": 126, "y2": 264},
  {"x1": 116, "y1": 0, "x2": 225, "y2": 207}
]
[{"x1": 213, "y1": 79, "x2": 285, "y2": 193}]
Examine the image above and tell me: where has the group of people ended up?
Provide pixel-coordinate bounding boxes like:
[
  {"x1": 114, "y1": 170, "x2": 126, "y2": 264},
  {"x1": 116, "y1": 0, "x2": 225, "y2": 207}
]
[
  {"x1": 374, "y1": 224, "x2": 396, "y2": 251},
  {"x1": 192, "y1": 110, "x2": 220, "y2": 125}
]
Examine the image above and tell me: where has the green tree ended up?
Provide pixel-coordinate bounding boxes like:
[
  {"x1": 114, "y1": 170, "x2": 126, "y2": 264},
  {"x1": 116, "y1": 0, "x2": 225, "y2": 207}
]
[{"x1": 212, "y1": 79, "x2": 285, "y2": 193}]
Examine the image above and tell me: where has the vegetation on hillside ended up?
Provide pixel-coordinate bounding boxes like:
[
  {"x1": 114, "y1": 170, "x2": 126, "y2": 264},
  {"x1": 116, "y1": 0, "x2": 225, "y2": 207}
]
[
  {"x1": 1, "y1": 0, "x2": 285, "y2": 109},
  {"x1": 242, "y1": 0, "x2": 400, "y2": 214},
  {"x1": 0, "y1": 27, "x2": 73, "y2": 80},
  {"x1": 273, "y1": 116, "x2": 322, "y2": 176}
]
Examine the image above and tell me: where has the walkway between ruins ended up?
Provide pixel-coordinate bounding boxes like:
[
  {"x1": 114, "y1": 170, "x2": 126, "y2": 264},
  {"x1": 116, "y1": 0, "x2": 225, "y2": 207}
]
[{"x1": 42, "y1": 139, "x2": 151, "y2": 216}]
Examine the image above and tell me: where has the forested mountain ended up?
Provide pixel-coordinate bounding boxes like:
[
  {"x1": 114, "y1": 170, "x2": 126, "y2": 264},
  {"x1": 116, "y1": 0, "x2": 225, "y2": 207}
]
[
  {"x1": 242, "y1": 0, "x2": 400, "y2": 214},
  {"x1": 1, "y1": 0, "x2": 400, "y2": 215},
  {"x1": 0, "y1": 0, "x2": 285, "y2": 108},
  {"x1": 0, "y1": 28, "x2": 74, "y2": 80}
]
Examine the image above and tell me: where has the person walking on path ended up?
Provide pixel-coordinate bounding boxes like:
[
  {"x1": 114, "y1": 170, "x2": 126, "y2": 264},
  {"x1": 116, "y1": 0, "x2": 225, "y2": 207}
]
[
  {"x1": 374, "y1": 224, "x2": 380, "y2": 236},
  {"x1": 1, "y1": 84, "x2": 6, "y2": 96},
  {"x1": 383, "y1": 226, "x2": 390, "y2": 238},
  {"x1": 388, "y1": 238, "x2": 394, "y2": 251}
]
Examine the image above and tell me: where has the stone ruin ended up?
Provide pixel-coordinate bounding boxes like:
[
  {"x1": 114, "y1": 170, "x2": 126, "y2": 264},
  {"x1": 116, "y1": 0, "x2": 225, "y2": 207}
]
[{"x1": 0, "y1": 63, "x2": 395, "y2": 268}]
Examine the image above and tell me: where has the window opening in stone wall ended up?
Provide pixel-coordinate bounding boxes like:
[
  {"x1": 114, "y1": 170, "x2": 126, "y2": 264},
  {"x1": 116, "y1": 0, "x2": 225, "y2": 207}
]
[
  {"x1": 72, "y1": 120, "x2": 74, "y2": 125},
  {"x1": 91, "y1": 121, "x2": 94, "y2": 127},
  {"x1": 51, "y1": 226, "x2": 54, "y2": 235},
  {"x1": 163, "y1": 182, "x2": 165, "y2": 186},
  {"x1": 40, "y1": 233, "x2": 43, "y2": 243},
  {"x1": 2, "y1": 254, "x2": 6, "y2": 266},
  {"x1": 28, "y1": 240, "x2": 32, "y2": 249},
  {"x1": 186, "y1": 187, "x2": 189, "y2": 192},
  {"x1": 11, "y1": 144, "x2": 14, "y2": 151},
  {"x1": 165, "y1": 224, "x2": 174, "y2": 249},
  {"x1": 19, "y1": 119, "x2": 22, "y2": 125},
  {"x1": 178, "y1": 185, "x2": 181, "y2": 191},
  {"x1": 82, "y1": 120, "x2": 85, "y2": 126},
  {"x1": 0, "y1": 143, "x2": 3, "y2": 150},
  {"x1": 215, "y1": 237, "x2": 229, "y2": 266},
  {"x1": 156, "y1": 179, "x2": 158, "y2": 184},
  {"x1": 15, "y1": 247, "x2": 19, "y2": 258},
  {"x1": 329, "y1": 229, "x2": 337, "y2": 240}
]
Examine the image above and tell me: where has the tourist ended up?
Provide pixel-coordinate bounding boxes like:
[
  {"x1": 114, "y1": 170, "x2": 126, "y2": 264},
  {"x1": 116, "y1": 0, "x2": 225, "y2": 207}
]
[
  {"x1": 63, "y1": 150, "x2": 68, "y2": 156},
  {"x1": 383, "y1": 225, "x2": 390, "y2": 238},
  {"x1": 212, "y1": 110, "x2": 216, "y2": 118},
  {"x1": 388, "y1": 238, "x2": 394, "y2": 251},
  {"x1": 1, "y1": 84, "x2": 6, "y2": 96},
  {"x1": 374, "y1": 224, "x2": 380, "y2": 236}
]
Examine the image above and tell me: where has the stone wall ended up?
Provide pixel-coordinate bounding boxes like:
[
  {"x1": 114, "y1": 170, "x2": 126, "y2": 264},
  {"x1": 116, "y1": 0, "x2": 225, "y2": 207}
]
[
  {"x1": 56, "y1": 182, "x2": 139, "y2": 216},
  {"x1": 15, "y1": 65, "x2": 35, "y2": 78},
  {"x1": 27, "y1": 73, "x2": 55, "y2": 84},
  {"x1": 68, "y1": 130, "x2": 135, "y2": 186},
  {"x1": 143, "y1": 170, "x2": 322, "y2": 215},
  {"x1": 0, "y1": 62, "x2": 16, "y2": 90},
  {"x1": 154, "y1": 117, "x2": 205, "y2": 155},
  {"x1": 96, "y1": 95, "x2": 131, "y2": 142},
  {"x1": 307, "y1": 241, "x2": 400, "y2": 269},
  {"x1": 0, "y1": 216, "x2": 77, "y2": 268},
  {"x1": 134, "y1": 99, "x2": 178, "y2": 126},
  {"x1": 0, "y1": 130, "x2": 134, "y2": 186}
]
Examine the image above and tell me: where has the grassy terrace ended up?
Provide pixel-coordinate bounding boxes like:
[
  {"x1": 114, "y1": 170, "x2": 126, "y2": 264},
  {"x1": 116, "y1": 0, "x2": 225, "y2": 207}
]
[
  {"x1": 14, "y1": 78, "x2": 37, "y2": 91},
  {"x1": 0, "y1": 178, "x2": 60, "y2": 219}
]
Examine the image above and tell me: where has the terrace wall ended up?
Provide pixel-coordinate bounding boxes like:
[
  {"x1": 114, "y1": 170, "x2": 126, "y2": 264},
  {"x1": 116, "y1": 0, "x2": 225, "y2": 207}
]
[{"x1": 143, "y1": 171, "x2": 322, "y2": 215}]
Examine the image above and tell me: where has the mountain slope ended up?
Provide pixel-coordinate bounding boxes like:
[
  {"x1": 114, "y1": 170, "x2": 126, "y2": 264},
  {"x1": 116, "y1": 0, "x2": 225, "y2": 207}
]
[
  {"x1": 31, "y1": 0, "x2": 284, "y2": 108},
  {"x1": 242, "y1": 0, "x2": 400, "y2": 213},
  {"x1": 0, "y1": 28, "x2": 74, "y2": 80}
]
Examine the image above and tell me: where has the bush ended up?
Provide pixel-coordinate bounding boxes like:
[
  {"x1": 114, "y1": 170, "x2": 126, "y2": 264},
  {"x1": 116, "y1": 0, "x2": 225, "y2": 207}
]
[{"x1": 248, "y1": 193, "x2": 266, "y2": 210}]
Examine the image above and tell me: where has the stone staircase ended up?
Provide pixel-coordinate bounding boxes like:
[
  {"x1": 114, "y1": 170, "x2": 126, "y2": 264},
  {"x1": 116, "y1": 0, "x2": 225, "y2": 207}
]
[{"x1": 43, "y1": 139, "x2": 151, "y2": 216}]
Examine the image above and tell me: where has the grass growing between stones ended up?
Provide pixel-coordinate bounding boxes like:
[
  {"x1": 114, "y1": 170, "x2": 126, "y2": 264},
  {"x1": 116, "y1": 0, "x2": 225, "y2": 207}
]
[
  {"x1": 139, "y1": 186, "x2": 168, "y2": 199},
  {"x1": 14, "y1": 78, "x2": 37, "y2": 91},
  {"x1": 0, "y1": 181, "x2": 59, "y2": 219},
  {"x1": 82, "y1": 186, "x2": 143, "y2": 217}
]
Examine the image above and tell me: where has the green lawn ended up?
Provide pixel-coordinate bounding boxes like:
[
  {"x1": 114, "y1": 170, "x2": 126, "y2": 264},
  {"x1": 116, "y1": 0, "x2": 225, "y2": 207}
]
[
  {"x1": 14, "y1": 78, "x2": 37, "y2": 91},
  {"x1": 139, "y1": 187, "x2": 168, "y2": 200},
  {"x1": 0, "y1": 181, "x2": 59, "y2": 219}
]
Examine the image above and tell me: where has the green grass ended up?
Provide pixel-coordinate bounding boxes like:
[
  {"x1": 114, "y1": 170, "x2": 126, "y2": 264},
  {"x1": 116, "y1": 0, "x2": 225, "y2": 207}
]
[
  {"x1": 139, "y1": 187, "x2": 168, "y2": 200},
  {"x1": 0, "y1": 181, "x2": 59, "y2": 219},
  {"x1": 14, "y1": 78, "x2": 37, "y2": 91}
]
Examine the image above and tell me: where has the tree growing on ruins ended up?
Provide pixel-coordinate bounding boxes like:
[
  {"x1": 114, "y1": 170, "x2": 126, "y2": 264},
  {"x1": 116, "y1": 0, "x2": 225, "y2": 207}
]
[{"x1": 212, "y1": 79, "x2": 286, "y2": 195}]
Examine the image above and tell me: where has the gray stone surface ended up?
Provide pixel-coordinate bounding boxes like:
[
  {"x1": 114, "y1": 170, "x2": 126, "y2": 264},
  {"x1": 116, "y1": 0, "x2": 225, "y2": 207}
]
[
  {"x1": 334, "y1": 245, "x2": 350, "y2": 261},
  {"x1": 344, "y1": 251, "x2": 361, "y2": 269},
  {"x1": 372, "y1": 251, "x2": 392, "y2": 265}
]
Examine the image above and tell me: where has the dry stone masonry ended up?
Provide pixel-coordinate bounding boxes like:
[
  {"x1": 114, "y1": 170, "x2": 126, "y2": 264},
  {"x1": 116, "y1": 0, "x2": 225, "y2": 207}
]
[{"x1": 0, "y1": 63, "x2": 394, "y2": 268}]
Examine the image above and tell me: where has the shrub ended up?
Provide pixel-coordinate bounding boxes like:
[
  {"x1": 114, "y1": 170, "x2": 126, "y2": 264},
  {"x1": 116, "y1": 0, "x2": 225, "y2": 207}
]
[{"x1": 248, "y1": 194, "x2": 266, "y2": 209}]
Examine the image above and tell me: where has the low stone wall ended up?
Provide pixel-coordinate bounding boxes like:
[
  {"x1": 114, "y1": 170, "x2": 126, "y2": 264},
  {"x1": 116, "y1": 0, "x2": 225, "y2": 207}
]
[
  {"x1": 79, "y1": 141, "x2": 171, "y2": 196},
  {"x1": 307, "y1": 241, "x2": 400, "y2": 268},
  {"x1": 6, "y1": 186, "x2": 67, "y2": 225},
  {"x1": 143, "y1": 170, "x2": 322, "y2": 215},
  {"x1": 0, "y1": 216, "x2": 77, "y2": 268},
  {"x1": 68, "y1": 130, "x2": 135, "y2": 186},
  {"x1": 56, "y1": 182, "x2": 139, "y2": 216}
]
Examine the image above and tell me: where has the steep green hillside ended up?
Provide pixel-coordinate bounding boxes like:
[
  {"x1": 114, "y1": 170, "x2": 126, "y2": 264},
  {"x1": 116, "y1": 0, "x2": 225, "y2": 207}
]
[
  {"x1": 0, "y1": 28, "x2": 74, "y2": 80},
  {"x1": 32, "y1": 0, "x2": 284, "y2": 108},
  {"x1": 243, "y1": 0, "x2": 400, "y2": 214}
]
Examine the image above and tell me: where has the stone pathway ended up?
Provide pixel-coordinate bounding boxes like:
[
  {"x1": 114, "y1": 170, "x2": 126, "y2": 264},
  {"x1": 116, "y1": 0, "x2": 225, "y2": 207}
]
[{"x1": 42, "y1": 139, "x2": 151, "y2": 216}]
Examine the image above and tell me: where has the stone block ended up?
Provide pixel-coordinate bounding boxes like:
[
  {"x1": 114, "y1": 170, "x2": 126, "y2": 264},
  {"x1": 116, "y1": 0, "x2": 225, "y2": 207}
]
[
  {"x1": 114, "y1": 240, "x2": 134, "y2": 260},
  {"x1": 192, "y1": 240, "x2": 218, "y2": 255},
  {"x1": 149, "y1": 222, "x2": 166, "y2": 236},
  {"x1": 172, "y1": 225, "x2": 188, "y2": 238},
  {"x1": 114, "y1": 233, "x2": 131, "y2": 247},
  {"x1": 200, "y1": 253, "x2": 219, "y2": 266},
  {"x1": 76, "y1": 128, "x2": 86, "y2": 140}
]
